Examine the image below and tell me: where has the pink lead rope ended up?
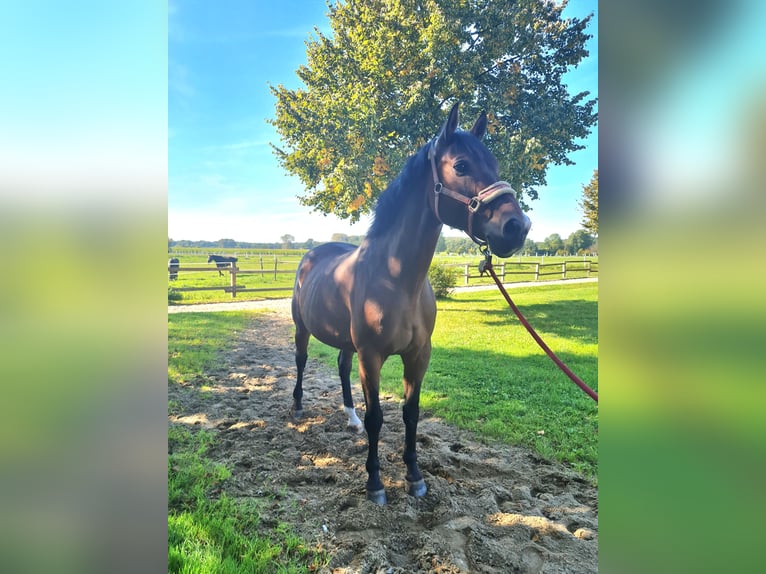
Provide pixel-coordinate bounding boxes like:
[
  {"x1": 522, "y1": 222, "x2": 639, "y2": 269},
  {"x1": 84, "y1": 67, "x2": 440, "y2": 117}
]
[{"x1": 482, "y1": 257, "x2": 599, "y2": 403}]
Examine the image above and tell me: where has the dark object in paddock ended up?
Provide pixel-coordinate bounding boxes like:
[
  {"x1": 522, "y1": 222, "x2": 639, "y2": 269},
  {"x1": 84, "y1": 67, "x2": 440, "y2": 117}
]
[
  {"x1": 207, "y1": 254, "x2": 238, "y2": 276},
  {"x1": 291, "y1": 103, "x2": 530, "y2": 505},
  {"x1": 168, "y1": 257, "x2": 180, "y2": 281}
]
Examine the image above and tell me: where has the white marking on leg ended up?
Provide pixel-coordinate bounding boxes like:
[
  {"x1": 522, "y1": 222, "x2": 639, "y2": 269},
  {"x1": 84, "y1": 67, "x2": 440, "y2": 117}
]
[{"x1": 344, "y1": 406, "x2": 363, "y2": 433}]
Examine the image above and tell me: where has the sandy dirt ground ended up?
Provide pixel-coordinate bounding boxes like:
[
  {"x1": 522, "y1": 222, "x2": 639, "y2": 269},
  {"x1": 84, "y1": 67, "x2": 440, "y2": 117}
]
[{"x1": 169, "y1": 306, "x2": 598, "y2": 573}]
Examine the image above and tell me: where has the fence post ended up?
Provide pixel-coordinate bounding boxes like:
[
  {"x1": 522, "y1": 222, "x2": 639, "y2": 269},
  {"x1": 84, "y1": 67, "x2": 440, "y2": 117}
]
[
  {"x1": 259, "y1": 255, "x2": 264, "y2": 278},
  {"x1": 586, "y1": 261, "x2": 591, "y2": 277},
  {"x1": 562, "y1": 261, "x2": 566, "y2": 279},
  {"x1": 274, "y1": 255, "x2": 278, "y2": 280},
  {"x1": 535, "y1": 263, "x2": 539, "y2": 281},
  {"x1": 500, "y1": 262, "x2": 506, "y2": 281},
  {"x1": 464, "y1": 263, "x2": 470, "y2": 285},
  {"x1": 230, "y1": 264, "x2": 237, "y2": 298}
]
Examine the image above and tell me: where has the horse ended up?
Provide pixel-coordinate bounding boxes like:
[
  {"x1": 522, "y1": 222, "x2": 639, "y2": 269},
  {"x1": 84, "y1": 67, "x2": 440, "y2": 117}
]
[
  {"x1": 168, "y1": 257, "x2": 180, "y2": 281},
  {"x1": 291, "y1": 103, "x2": 531, "y2": 505},
  {"x1": 207, "y1": 254, "x2": 238, "y2": 276}
]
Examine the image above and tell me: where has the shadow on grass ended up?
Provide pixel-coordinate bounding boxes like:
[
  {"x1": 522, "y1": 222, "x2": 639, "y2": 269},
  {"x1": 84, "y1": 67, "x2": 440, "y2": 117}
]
[{"x1": 440, "y1": 298, "x2": 598, "y2": 346}]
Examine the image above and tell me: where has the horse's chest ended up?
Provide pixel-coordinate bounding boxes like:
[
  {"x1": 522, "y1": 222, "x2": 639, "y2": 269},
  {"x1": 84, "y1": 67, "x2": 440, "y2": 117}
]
[{"x1": 353, "y1": 299, "x2": 425, "y2": 352}]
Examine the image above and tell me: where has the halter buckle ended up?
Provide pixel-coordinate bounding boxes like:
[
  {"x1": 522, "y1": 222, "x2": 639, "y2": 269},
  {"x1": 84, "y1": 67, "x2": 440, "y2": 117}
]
[{"x1": 468, "y1": 196, "x2": 482, "y2": 213}]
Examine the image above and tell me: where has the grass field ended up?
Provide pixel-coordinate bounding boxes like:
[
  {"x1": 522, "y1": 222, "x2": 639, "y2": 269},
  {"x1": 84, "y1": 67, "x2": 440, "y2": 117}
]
[
  {"x1": 167, "y1": 247, "x2": 598, "y2": 305},
  {"x1": 168, "y1": 282, "x2": 597, "y2": 571}
]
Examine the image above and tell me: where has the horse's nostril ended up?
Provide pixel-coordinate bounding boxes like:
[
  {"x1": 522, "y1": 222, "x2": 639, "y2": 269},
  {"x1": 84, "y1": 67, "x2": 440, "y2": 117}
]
[{"x1": 502, "y1": 217, "x2": 523, "y2": 239}]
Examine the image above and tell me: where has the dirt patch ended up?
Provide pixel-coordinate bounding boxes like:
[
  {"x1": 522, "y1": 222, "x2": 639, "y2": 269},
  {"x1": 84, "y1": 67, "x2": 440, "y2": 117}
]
[{"x1": 169, "y1": 309, "x2": 598, "y2": 573}]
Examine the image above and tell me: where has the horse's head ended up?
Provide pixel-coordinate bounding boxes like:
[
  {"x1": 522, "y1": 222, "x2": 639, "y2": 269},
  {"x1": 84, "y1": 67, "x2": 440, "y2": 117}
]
[
  {"x1": 207, "y1": 254, "x2": 214, "y2": 263},
  {"x1": 428, "y1": 103, "x2": 531, "y2": 257}
]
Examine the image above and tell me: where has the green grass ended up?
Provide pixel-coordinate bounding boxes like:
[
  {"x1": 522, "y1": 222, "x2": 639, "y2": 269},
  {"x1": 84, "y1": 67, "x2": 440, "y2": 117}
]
[
  {"x1": 168, "y1": 427, "x2": 326, "y2": 574},
  {"x1": 168, "y1": 311, "x2": 328, "y2": 573},
  {"x1": 168, "y1": 312, "x2": 254, "y2": 385},
  {"x1": 309, "y1": 282, "x2": 598, "y2": 478}
]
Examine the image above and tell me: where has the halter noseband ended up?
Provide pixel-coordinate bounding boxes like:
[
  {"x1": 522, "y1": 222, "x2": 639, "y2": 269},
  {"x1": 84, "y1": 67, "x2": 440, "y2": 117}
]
[{"x1": 427, "y1": 138, "x2": 516, "y2": 246}]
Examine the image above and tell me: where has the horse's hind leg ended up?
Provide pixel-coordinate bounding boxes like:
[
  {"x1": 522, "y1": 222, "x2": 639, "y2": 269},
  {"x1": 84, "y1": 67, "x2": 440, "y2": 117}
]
[
  {"x1": 401, "y1": 342, "x2": 430, "y2": 498},
  {"x1": 338, "y1": 349, "x2": 362, "y2": 433},
  {"x1": 292, "y1": 321, "x2": 310, "y2": 419}
]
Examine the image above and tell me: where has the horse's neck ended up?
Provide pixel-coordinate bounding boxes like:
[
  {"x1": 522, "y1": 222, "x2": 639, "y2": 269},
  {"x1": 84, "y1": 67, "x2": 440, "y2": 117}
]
[{"x1": 363, "y1": 193, "x2": 441, "y2": 297}]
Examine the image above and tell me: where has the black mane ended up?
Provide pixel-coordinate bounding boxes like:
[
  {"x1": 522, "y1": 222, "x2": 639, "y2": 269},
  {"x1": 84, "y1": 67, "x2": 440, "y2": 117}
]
[
  {"x1": 366, "y1": 131, "x2": 495, "y2": 239},
  {"x1": 366, "y1": 142, "x2": 431, "y2": 239}
]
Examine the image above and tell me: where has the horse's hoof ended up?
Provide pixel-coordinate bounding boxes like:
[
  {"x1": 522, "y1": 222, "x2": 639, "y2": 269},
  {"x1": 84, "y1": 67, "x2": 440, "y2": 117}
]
[
  {"x1": 347, "y1": 423, "x2": 364, "y2": 434},
  {"x1": 406, "y1": 478, "x2": 427, "y2": 498},
  {"x1": 366, "y1": 488, "x2": 387, "y2": 505},
  {"x1": 292, "y1": 409, "x2": 303, "y2": 420}
]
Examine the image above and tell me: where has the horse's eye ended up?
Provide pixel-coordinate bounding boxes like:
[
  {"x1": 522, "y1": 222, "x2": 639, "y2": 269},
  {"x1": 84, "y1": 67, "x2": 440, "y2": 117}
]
[{"x1": 453, "y1": 161, "x2": 469, "y2": 176}]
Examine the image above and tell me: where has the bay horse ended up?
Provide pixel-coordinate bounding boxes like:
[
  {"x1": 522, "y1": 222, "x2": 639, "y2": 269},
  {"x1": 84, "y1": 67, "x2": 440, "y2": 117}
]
[
  {"x1": 291, "y1": 103, "x2": 531, "y2": 504},
  {"x1": 207, "y1": 254, "x2": 238, "y2": 276}
]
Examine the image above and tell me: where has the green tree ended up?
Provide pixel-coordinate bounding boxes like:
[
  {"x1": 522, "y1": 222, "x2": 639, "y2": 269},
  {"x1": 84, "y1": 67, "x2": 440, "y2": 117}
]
[
  {"x1": 579, "y1": 168, "x2": 598, "y2": 235},
  {"x1": 564, "y1": 229, "x2": 594, "y2": 254},
  {"x1": 280, "y1": 234, "x2": 295, "y2": 249},
  {"x1": 542, "y1": 233, "x2": 563, "y2": 255},
  {"x1": 436, "y1": 232, "x2": 447, "y2": 253},
  {"x1": 523, "y1": 238, "x2": 537, "y2": 255},
  {"x1": 444, "y1": 236, "x2": 480, "y2": 255},
  {"x1": 270, "y1": 0, "x2": 597, "y2": 222}
]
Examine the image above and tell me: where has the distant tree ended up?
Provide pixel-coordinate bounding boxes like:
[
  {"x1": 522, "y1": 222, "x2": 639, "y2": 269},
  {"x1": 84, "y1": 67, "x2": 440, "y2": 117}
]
[
  {"x1": 305, "y1": 238, "x2": 315, "y2": 250},
  {"x1": 564, "y1": 229, "x2": 594, "y2": 254},
  {"x1": 218, "y1": 238, "x2": 237, "y2": 248},
  {"x1": 270, "y1": 0, "x2": 597, "y2": 221},
  {"x1": 280, "y1": 234, "x2": 295, "y2": 249},
  {"x1": 579, "y1": 169, "x2": 598, "y2": 235},
  {"x1": 542, "y1": 233, "x2": 564, "y2": 255},
  {"x1": 436, "y1": 232, "x2": 447, "y2": 253},
  {"x1": 523, "y1": 238, "x2": 537, "y2": 255},
  {"x1": 331, "y1": 233, "x2": 349, "y2": 243},
  {"x1": 444, "y1": 236, "x2": 480, "y2": 255}
]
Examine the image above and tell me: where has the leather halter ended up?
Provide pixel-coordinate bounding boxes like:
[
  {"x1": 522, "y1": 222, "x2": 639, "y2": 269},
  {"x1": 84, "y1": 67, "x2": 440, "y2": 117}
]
[{"x1": 427, "y1": 138, "x2": 516, "y2": 245}]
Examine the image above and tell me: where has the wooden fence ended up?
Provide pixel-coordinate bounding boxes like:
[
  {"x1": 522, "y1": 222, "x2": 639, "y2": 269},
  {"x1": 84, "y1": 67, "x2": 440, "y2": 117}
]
[
  {"x1": 456, "y1": 259, "x2": 598, "y2": 285},
  {"x1": 168, "y1": 257, "x2": 598, "y2": 298},
  {"x1": 168, "y1": 259, "x2": 294, "y2": 298}
]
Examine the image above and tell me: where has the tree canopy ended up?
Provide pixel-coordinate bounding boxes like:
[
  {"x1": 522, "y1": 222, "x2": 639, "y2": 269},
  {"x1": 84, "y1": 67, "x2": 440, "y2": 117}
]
[
  {"x1": 270, "y1": 0, "x2": 597, "y2": 222},
  {"x1": 579, "y1": 168, "x2": 598, "y2": 235}
]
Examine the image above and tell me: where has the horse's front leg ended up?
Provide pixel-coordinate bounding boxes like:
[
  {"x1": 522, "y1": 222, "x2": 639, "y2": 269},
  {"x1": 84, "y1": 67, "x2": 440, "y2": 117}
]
[
  {"x1": 338, "y1": 349, "x2": 363, "y2": 433},
  {"x1": 357, "y1": 350, "x2": 385, "y2": 504},
  {"x1": 401, "y1": 341, "x2": 430, "y2": 498}
]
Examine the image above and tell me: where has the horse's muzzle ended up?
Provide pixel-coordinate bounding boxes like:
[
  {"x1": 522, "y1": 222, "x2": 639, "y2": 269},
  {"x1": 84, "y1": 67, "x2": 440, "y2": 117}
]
[{"x1": 486, "y1": 212, "x2": 531, "y2": 257}]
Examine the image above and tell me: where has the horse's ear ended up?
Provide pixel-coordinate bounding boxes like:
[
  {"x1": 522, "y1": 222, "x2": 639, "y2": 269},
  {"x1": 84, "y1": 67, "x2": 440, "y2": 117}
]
[
  {"x1": 470, "y1": 111, "x2": 487, "y2": 140},
  {"x1": 436, "y1": 102, "x2": 460, "y2": 148}
]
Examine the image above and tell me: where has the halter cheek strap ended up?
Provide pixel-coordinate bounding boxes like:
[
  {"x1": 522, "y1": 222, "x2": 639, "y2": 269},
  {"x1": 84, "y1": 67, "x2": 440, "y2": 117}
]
[{"x1": 428, "y1": 139, "x2": 516, "y2": 245}]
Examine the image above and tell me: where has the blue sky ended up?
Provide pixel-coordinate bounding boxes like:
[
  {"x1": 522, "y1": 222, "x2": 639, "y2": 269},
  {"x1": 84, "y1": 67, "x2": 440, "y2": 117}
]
[{"x1": 169, "y1": 0, "x2": 598, "y2": 243}]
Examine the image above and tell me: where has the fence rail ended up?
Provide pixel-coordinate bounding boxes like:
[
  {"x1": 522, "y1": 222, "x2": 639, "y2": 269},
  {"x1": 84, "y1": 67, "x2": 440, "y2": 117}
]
[
  {"x1": 457, "y1": 259, "x2": 598, "y2": 285},
  {"x1": 168, "y1": 257, "x2": 598, "y2": 298}
]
